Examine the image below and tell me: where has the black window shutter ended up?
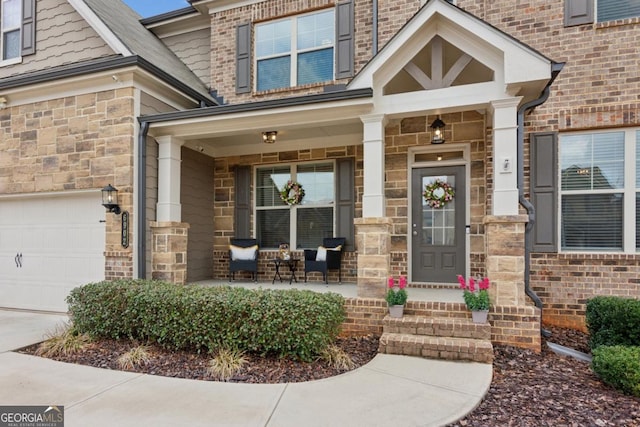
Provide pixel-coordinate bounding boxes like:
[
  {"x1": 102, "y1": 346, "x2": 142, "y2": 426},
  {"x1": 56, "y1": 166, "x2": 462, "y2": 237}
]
[
  {"x1": 335, "y1": 0, "x2": 354, "y2": 79},
  {"x1": 564, "y1": 0, "x2": 594, "y2": 26},
  {"x1": 236, "y1": 23, "x2": 251, "y2": 94},
  {"x1": 234, "y1": 166, "x2": 252, "y2": 238},
  {"x1": 335, "y1": 158, "x2": 355, "y2": 251},
  {"x1": 21, "y1": 0, "x2": 36, "y2": 56},
  {"x1": 530, "y1": 132, "x2": 558, "y2": 252}
]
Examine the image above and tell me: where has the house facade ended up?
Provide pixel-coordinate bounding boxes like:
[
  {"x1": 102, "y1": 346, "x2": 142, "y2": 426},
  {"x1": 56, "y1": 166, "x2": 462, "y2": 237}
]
[{"x1": 0, "y1": 0, "x2": 638, "y2": 349}]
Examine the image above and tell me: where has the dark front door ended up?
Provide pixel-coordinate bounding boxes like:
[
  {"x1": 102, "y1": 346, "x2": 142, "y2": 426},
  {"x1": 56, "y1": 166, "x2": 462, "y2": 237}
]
[{"x1": 411, "y1": 165, "x2": 466, "y2": 283}]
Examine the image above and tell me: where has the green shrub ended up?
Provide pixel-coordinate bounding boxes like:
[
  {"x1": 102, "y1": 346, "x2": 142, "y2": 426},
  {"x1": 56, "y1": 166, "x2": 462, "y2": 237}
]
[
  {"x1": 592, "y1": 345, "x2": 640, "y2": 397},
  {"x1": 67, "y1": 280, "x2": 345, "y2": 361},
  {"x1": 586, "y1": 296, "x2": 640, "y2": 350}
]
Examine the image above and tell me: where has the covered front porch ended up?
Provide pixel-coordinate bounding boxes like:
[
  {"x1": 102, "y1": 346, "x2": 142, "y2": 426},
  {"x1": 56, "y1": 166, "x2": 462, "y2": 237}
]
[{"x1": 134, "y1": 0, "x2": 560, "y2": 352}]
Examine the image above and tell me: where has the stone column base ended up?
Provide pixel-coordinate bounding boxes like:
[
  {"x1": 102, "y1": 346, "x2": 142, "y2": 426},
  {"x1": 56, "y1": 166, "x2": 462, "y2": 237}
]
[
  {"x1": 484, "y1": 215, "x2": 528, "y2": 306},
  {"x1": 355, "y1": 217, "x2": 392, "y2": 299},
  {"x1": 151, "y1": 221, "x2": 189, "y2": 285}
]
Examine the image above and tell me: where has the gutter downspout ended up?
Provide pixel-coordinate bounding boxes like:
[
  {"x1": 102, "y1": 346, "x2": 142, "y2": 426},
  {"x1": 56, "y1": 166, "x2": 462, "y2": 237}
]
[
  {"x1": 137, "y1": 120, "x2": 150, "y2": 279},
  {"x1": 517, "y1": 61, "x2": 564, "y2": 338},
  {"x1": 372, "y1": 0, "x2": 378, "y2": 55}
]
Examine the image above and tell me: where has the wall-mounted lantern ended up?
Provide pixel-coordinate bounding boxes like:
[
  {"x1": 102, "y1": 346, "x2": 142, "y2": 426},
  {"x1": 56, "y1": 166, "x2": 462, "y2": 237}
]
[
  {"x1": 101, "y1": 184, "x2": 121, "y2": 214},
  {"x1": 430, "y1": 117, "x2": 446, "y2": 145}
]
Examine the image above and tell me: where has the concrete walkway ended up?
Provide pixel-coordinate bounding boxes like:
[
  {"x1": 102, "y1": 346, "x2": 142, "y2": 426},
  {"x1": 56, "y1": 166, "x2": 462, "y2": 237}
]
[{"x1": 0, "y1": 309, "x2": 492, "y2": 427}]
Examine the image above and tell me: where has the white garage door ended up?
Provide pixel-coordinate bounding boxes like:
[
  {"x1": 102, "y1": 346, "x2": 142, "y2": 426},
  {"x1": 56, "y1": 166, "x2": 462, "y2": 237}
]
[{"x1": 0, "y1": 192, "x2": 106, "y2": 312}]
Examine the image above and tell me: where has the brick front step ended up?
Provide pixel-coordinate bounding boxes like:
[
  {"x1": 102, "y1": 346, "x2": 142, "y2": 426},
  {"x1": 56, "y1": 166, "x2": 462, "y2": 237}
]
[
  {"x1": 382, "y1": 315, "x2": 492, "y2": 340},
  {"x1": 378, "y1": 332, "x2": 494, "y2": 363},
  {"x1": 382, "y1": 316, "x2": 491, "y2": 340}
]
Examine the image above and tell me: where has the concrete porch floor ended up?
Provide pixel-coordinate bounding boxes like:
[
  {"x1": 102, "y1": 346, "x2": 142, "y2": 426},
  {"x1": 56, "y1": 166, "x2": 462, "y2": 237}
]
[{"x1": 190, "y1": 279, "x2": 465, "y2": 303}]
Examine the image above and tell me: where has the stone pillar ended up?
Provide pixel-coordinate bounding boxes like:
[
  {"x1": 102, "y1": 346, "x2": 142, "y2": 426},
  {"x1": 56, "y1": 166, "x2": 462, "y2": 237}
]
[
  {"x1": 355, "y1": 217, "x2": 392, "y2": 298},
  {"x1": 484, "y1": 215, "x2": 527, "y2": 306},
  {"x1": 361, "y1": 114, "x2": 387, "y2": 218},
  {"x1": 156, "y1": 136, "x2": 184, "y2": 222},
  {"x1": 490, "y1": 98, "x2": 521, "y2": 216},
  {"x1": 151, "y1": 221, "x2": 189, "y2": 285}
]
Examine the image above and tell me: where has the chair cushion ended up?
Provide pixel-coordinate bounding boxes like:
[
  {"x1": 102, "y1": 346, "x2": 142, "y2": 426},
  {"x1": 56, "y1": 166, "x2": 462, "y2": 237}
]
[
  {"x1": 315, "y1": 245, "x2": 342, "y2": 261},
  {"x1": 230, "y1": 245, "x2": 258, "y2": 261},
  {"x1": 316, "y1": 246, "x2": 327, "y2": 261}
]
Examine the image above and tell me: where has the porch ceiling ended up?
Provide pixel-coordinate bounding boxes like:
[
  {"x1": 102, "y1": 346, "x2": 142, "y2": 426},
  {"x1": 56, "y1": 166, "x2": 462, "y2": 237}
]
[{"x1": 146, "y1": 95, "x2": 373, "y2": 157}]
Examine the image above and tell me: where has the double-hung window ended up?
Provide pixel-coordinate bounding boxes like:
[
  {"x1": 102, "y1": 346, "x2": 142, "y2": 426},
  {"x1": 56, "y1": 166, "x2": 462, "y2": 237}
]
[
  {"x1": 564, "y1": 0, "x2": 640, "y2": 26},
  {"x1": 559, "y1": 130, "x2": 638, "y2": 252},
  {"x1": 255, "y1": 9, "x2": 335, "y2": 91},
  {"x1": 1, "y1": 0, "x2": 21, "y2": 61},
  {"x1": 597, "y1": 0, "x2": 640, "y2": 22},
  {"x1": 256, "y1": 162, "x2": 335, "y2": 249}
]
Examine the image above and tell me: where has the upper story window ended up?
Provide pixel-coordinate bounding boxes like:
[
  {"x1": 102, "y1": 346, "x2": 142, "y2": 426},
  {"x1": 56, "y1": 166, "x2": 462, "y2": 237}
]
[
  {"x1": 255, "y1": 162, "x2": 335, "y2": 249},
  {"x1": 255, "y1": 9, "x2": 335, "y2": 91},
  {"x1": 565, "y1": 0, "x2": 640, "y2": 26},
  {"x1": 597, "y1": 0, "x2": 640, "y2": 22},
  {"x1": 559, "y1": 130, "x2": 639, "y2": 252},
  {"x1": 0, "y1": 0, "x2": 35, "y2": 65},
  {"x1": 1, "y1": 0, "x2": 21, "y2": 60}
]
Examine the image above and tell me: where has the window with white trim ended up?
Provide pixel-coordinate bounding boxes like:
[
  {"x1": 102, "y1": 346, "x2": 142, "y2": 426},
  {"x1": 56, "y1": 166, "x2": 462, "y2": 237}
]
[
  {"x1": 597, "y1": 0, "x2": 640, "y2": 22},
  {"x1": 255, "y1": 9, "x2": 335, "y2": 91},
  {"x1": 1, "y1": 0, "x2": 21, "y2": 61},
  {"x1": 559, "y1": 130, "x2": 638, "y2": 252},
  {"x1": 255, "y1": 162, "x2": 335, "y2": 249}
]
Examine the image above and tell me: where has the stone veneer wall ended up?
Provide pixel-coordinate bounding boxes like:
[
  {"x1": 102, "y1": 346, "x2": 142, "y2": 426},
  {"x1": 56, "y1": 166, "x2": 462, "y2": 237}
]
[{"x1": 0, "y1": 88, "x2": 136, "y2": 280}]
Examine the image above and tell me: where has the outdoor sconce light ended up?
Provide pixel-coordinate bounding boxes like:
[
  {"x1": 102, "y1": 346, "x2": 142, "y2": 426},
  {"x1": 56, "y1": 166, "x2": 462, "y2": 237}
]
[
  {"x1": 430, "y1": 117, "x2": 446, "y2": 145},
  {"x1": 101, "y1": 184, "x2": 121, "y2": 215},
  {"x1": 262, "y1": 131, "x2": 277, "y2": 144}
]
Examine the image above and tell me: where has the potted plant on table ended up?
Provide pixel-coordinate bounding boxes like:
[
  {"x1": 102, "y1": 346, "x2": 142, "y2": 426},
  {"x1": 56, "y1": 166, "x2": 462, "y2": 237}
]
[
  {"x1": 457, "y1": 275, "x2": 491, "y2": 323},
  {"x1": 386, "y1": 276, "x2": 408, "y2": 318}
]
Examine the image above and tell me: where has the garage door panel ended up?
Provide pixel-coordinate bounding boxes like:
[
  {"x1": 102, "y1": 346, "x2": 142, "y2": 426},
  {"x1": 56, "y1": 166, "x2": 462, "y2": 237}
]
[{"x1": 0, "y1": 192, "x2": 106, "y2": 312}]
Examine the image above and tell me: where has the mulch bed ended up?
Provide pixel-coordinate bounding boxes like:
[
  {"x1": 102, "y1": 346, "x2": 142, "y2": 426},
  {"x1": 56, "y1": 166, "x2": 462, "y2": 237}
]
[
  {"x1": 18, "y1": 325, "x2": 640, "y2": 426},
  {"x1": 449, "y1": 325, "x2": 640, "y2": 427}
]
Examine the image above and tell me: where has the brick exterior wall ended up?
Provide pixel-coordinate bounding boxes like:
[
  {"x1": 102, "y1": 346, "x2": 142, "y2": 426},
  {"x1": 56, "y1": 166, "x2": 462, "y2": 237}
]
[
  {"x1": 531, "y1": 253, "x2": 640, "y2": 331},
  {"x1": 212, "y1": 146, "x2": 360, "y2": 282},
  {"x1": 453, "y1": 0, "x2": 640, "y2": 327},
  {"x1": 342, "y1": 298, "x2": 541, "y2": 351},
  {"x1": 209, "y1": 0, "x2": 425, "y2": 104}
]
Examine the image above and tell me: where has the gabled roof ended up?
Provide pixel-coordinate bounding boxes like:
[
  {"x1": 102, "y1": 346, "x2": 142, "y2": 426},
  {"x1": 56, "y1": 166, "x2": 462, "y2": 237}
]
[
  {"x1": 77, "y1": 0, "x2": 215, "y2": 105},
  {"x1": 349, "y1": 0, "x2": 558, "y2": 100}
]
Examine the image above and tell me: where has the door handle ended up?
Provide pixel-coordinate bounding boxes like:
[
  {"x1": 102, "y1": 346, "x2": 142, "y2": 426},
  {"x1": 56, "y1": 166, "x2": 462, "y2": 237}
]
[
  {"x1": 15, "y1": 253, "x2": 19, "y2": 267},
  {"x1": 16, "y1": 253, "x2": 23, "y2": 268}
]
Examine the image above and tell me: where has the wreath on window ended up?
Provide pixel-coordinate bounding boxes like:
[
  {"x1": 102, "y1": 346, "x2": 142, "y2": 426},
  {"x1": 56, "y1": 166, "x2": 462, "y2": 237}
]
[
  {"x1": 423, "y1": 179, "x2": 455, "y2": 208},
  {"x1": 280, "y1": 180, "x2": 305, "y2": 206}
]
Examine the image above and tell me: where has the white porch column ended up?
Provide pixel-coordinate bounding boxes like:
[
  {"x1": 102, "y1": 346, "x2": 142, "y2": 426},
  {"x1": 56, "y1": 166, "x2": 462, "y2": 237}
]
[
  {"x1": 361, "y1": 114, "x2": 387, "y2": 217},
  {"x1": 490, "y1": 98, "x2": 522, "y2": 215},
  {"x1": 156, "y1": 135, "x2": 184, "y2": 222}
]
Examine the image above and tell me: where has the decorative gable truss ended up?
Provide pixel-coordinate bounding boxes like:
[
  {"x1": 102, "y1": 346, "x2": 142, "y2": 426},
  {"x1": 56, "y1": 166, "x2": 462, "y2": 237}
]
[{"x1": 349, "y1": 0, "x2": 553, "y2": 114}]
